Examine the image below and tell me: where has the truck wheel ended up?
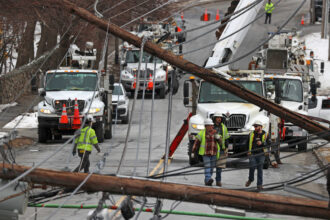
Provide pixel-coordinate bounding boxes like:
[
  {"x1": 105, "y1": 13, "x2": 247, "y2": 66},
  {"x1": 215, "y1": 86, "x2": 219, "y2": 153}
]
[
  {"x1": 298, "y1": 138, "x2": 307, "y2": 152},
  {"x1": 122, "y1": 111, "x2": 129, "y2": 124},
  {"x1": 159, "y1": 87, "x2": 165, "y2": 99},
  {"x1": 95, "y1": 124, "x2": 104, "y2": 143},
  {"x1": 104, "y1": 124, "x2": 112, "y2": 139},
  {"x1": 38, "y1": 127, "x2": 49, "y2": 143}
]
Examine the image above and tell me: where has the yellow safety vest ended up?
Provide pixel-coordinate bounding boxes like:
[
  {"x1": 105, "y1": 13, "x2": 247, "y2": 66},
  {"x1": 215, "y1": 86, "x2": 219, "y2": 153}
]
[
  {"x1": 215, "y1": 123, "x2": 230, "y2": 148},
  {"x1": 196, "y1": 130, "x2": 221, "y2": 159},
  {"x1": 265, "y1": 3, "x2": 274, "y2": 13},
  {"x1": 248, "y1": 131, "x2": 267, "y2": 153},
  {"x1": 75, "y1": 126, "x2": 98, "y2": 152}
]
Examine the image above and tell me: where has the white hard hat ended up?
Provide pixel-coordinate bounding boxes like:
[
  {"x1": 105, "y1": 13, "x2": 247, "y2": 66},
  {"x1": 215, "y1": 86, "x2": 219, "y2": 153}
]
[
  {"x1": 253, "y1": 120, "x2": 263, "y2": 127},
  {"x1": 204, "y1": 118, "x2": 214, "y2": 126},
  {"x1": 86, "y1": 115, "x2": 96, "y2": 123},
  {"x1": 213, "y1": 111, "x2": 223, "y2": 117}
]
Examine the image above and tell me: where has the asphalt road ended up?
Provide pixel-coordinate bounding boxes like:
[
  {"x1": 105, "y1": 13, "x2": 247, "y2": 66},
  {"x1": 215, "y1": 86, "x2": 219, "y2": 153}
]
[{"x1": 10, "y1": 0, "x2": 328, "y2": 219}]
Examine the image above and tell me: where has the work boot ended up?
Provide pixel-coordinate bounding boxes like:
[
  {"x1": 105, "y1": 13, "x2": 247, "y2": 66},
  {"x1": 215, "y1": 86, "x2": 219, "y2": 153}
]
[
  {"x1": 257, "y1": 185, "x2": 263, "y2": 191},
  {"x1": 245, "y1": 180, "x2": 252, "y2": 187},
  {"x1": 205, "y1": 178, "x2": 214, "y2": 186},
  {"x1": 277, "y1": 160, "x2": 283, "y2": 164},
  {"x1": 216, "y1": 182, "x2": 222, "y2": 187}
]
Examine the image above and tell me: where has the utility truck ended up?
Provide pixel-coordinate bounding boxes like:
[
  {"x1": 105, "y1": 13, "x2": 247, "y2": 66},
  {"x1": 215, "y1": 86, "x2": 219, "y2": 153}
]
[
  {"x1": 184, "y1": 70, "x2": 270, "y2": 165},
  {"x1": 37, "y1": 42, "x2": 113, "y2": 143}
]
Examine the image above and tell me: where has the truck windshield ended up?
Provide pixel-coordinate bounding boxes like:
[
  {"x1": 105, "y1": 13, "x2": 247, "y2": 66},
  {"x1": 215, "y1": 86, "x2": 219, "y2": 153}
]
[
  {"x1": 113, "y1": 85, "x2": 124, "y2": 95},
  {"x1": 199, "y1": 81, "x2": 263, "y2": 103},
  {"x1": 125, "y1": 50, "x2": 162, "y2": 63},
  {"x1": 45, "y1": 72, "x2": 98, "y2": 91},
  {"x1": 265, "y1": 78, "x2": 303, "y2": 102}
]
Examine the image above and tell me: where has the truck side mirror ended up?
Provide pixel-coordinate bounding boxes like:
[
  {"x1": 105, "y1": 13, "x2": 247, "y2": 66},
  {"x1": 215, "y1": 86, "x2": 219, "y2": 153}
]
[
  {"x1": 183, "y1": 81, "x2": 190, "y2": 106},
  {"x1": 109, "y1": 74, "x2": 115, "y2": 90},
  {"x1": 38, "y1": 88, "x2": 46, "y2": 97},
  {"x1": 320, "y1": 62, "x2": 324, "y2": 74}
]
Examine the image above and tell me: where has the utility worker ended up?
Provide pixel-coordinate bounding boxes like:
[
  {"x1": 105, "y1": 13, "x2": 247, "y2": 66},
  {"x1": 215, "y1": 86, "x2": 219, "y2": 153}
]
[
  {"x1": 265, "y1": 0, "x2": 274, "y2": 24},
  {"x1": 212, "y1": 112, "x2": 230, "y2": 187},
  {"x1": 245, "y1": 121, "x2": 270, "y2": 191},
  {"x1": 192, "y1": 118, "x2": 222, "y2": 186},
  {"x1": 73, "y1": 115, "x2": 100, "y2": 173}
]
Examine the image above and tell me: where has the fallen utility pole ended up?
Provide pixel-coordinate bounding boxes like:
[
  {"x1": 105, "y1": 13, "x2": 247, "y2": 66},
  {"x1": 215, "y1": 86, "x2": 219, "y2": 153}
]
[
  {"x1": 0, "y1": 163, "x2": 329, "y2": 219},
  {"x1": 51, "y1": 0, "x2": 330, "y2": 141}
]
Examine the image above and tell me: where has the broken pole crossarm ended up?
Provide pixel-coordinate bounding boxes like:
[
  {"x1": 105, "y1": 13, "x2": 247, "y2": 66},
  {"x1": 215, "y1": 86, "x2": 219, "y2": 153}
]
[
  {"x1": 50, "y1": 0, "x2": 330, "y2": 141},
  {"x1": 0, "y1": 163, "x2": 329, "y2": 219}
]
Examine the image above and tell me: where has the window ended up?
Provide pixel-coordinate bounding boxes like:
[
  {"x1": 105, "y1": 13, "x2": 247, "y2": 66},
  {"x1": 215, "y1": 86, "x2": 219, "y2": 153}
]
[
  {"x1": 46, "y1": 72, "x2": 98, "y2": 91},
  {"x1": 308, "y1": 98, "x2": 318, "y2": 109},
  {"x1": 321, "y1": 99, "x2": 330, "y2": 109}
]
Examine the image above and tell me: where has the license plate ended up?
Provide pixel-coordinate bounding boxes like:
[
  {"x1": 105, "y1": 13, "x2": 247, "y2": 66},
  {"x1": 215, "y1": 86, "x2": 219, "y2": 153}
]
[
  {"x1": 293, "y1": 131, "x2": 303, "y2": 136},
  {"x1": 228, "y1": 144, "x2": 233, "y2": 150}
]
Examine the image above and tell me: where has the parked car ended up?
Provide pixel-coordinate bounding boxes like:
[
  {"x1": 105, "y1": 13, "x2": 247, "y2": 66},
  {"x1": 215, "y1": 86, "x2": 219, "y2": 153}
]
[
  {"x1": 112, "y1": 83, "x2": 129, "y2": 124},
  {"x1": 308, "y1": 95, "x2": 330, "y2": 127}
]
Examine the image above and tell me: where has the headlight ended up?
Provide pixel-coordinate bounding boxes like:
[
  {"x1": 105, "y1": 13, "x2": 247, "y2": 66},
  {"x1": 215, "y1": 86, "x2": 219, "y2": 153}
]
[
  {"x1": 191, "y1": 123, "x2": 204, "y2": 130},
  {"x1": 89, "y1": 108, "x2": 101, "y2": 114},
  {"x1": 40, "y1": 108, "x2": 52, "y2": 114},
  {"x1": 118, "y1": 100, "x2": 125, "y2": 106}
]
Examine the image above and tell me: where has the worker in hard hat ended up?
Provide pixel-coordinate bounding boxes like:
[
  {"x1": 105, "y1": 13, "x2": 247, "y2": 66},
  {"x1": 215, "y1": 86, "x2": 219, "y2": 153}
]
[
  {"x1": 264, "y1": 0, "x2": 274, "y2": 24},
  {"x1": 73, "y1": 115, "x2": 101, "y2": 173},
  {"x1": 212, "y1": 112, "x2": 230, "y2": 187},
  {"x1": 245, "y1": 120, "x2": 270, "y2": 191},
  {"x1": 192, "y1": 118, "x2": 222, "y2": 186}
]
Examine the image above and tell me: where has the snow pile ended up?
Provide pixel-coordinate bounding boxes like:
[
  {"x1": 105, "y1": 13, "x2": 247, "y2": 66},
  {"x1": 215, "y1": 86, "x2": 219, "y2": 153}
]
[
  {"x1": 3, "y1": 112, "x2": 38, "y2": 129},
  {"x1": 0, "y1": 102, "x2": 17, "y2": 113},
  {"x1": 303, "y1": 32, "x2": 330, "y2": 90}
]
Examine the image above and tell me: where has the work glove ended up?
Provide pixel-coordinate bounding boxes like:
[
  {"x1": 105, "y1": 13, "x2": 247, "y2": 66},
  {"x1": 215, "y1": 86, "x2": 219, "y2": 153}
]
[{"x1": 247, "y1": 151, "x2": 251, "y2": 156}]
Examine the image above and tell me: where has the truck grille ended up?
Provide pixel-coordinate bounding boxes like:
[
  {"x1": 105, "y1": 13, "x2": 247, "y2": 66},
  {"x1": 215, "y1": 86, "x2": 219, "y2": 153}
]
[
  {"x1": 54, "y1": 100, "x2": 85, "y2": 115},
  {"x1": 223, "y1": 114, "x2": 246, "y2": 129}
]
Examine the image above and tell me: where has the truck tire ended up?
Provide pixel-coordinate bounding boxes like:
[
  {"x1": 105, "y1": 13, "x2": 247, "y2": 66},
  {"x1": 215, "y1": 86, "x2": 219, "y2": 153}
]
[
  {"x1": 38, "y1": 127, "x2": 50, "y2": 143},
  {"x1": 95, "y1": 124, "x2": 104, "y2": 143},
  {"x1": 104, "y1": 126, "x2": 112, "y2": 139},
  {"x1": 122, "y1": 111, "x2": 129, "y2": 124},
  {"x1": 159, "y1": 87, "x2": 165, "y2": 99},
  {"x1": 298, "y1": 137, "x2": 307, "y2": 152}
]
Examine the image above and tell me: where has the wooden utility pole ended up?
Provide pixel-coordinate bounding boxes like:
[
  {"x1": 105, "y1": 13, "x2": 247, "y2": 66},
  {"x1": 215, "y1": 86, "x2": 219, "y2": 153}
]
[
  {"x1": 310, "y1": 0, "x2": 315, "y2": 24},
  {"x1": 0, "y1": 163, "x2": 329, "y2": 218},
  {"x1": 322, "y1": 0, "x2": 327, "y2": 38},
  {"x1": 50, "y1": 0, "x2": 330, "y2": 141}
]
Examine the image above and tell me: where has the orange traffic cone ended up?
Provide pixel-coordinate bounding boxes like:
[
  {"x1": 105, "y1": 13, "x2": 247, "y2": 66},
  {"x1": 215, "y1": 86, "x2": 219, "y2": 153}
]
[
  {"x1": 180, "y1": 11, "x2": 184, "y2": 20},
  {"x1": 133, "y1": 75, "x2": 136, "y2": 89},
  {"x1": 59, "y1": 104, "x2": 69, "y2": 124},
  {"x1": 203, "y1": 9, "x2": 209, "y2": 21},
  {"x1": 147, "y1": 74, "x2": 153, "y2": 90},
  {"x1": 301, "y1": 15, "x2": 304, "y2": 25},
  {"x1": 72, "y1": 98, "x2": 81, "y2": 129},
  {"x1": 176, "y1": 26, "x2": 182, "y2": 32},
  {"x1": 215, "y1": 9, "x2": 220, "y2": 21}
]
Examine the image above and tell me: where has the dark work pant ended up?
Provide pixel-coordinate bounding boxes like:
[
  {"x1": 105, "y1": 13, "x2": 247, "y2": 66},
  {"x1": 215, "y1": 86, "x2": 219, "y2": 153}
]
[
  {"x1": 265, "y1": 13, "x2": 271, "y2": 24},
  {"x1": 248, "y1": 155, "x2": 265, "y2": 186},
  {"x1": 74, "y1": 151, "x2": 91, "y2": 173}
]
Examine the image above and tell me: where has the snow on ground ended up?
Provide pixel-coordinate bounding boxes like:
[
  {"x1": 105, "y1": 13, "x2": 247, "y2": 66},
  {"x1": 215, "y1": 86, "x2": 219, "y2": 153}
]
[
  {"x1": 3, "y1": 112, "x2": 38, "y2": 129},
  {"x1": 0, "y1": 132, "x2": 8, "y2": 139},
  {"x1": 0, "y1": 102, "x2": 17, "y2": 113},
  {"x1": 303, "y1": 32, "x2": 330, "y2": 91}
]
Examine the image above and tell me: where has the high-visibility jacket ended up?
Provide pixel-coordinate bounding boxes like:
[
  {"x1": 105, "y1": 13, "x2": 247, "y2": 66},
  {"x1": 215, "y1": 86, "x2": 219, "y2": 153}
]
[
  {"x1": 249, "y1": 131, "x2": 267, "y2": 154},
  {"x1": 196, "y1": 129, "x2": 221, "y2": 159},
  {"x1": 265, "y1": 2, "x2": 274, "y2": 13},
  {"x1": 75, "y1": 126, "x2": 98, "y2": 152},
  {"x1": 214, "y1": 123, "x2": 230, "y2": 149}
]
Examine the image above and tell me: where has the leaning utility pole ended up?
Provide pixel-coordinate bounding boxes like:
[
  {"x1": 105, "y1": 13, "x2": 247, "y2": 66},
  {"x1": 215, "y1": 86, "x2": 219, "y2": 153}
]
[
  {"x1": 50, "y1": 0, "x2": 330, "y2": 141},
  {"x1": 0, "y1": 163, "x2": 329, "y2": 219}
]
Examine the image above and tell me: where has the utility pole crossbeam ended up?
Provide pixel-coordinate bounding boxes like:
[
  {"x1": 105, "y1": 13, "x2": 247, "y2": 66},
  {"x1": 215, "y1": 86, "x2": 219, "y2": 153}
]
[
  {"x1": 0, "y1": 163, "x2": 329, "y2": 219},
  {"x1": 49, "y1": 0, "x2": 330, "y2": 142}
]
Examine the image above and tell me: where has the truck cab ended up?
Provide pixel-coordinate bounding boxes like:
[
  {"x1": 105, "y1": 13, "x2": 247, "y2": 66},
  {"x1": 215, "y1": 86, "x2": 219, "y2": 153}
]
[{"x1": 184, "y1": 71, "x2": 270, "y2": 164}]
